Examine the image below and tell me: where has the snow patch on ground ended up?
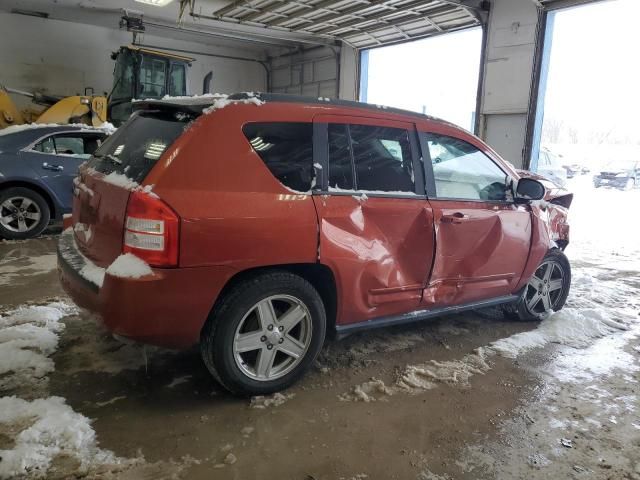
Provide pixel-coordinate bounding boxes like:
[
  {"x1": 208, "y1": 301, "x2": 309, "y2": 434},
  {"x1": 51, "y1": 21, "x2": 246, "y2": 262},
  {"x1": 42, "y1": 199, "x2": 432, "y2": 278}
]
[
  {"x1": 338, "y1": 378, "x2": 394, "y2": 403},
  {"x1": 249, "y1": 392, "x2": 295, "y2": 409},
  {"x1": 340, "y1": 348, "x2": 492, "y2": 402},
  {"x1": 0, "y1": 303, "x2": 125, "y2": 479},
  {"x1": 397, "y1": 347, "x2": 492, "y2": 392},
  {"x1": 0, "y1": 396, "x2": 116, "y2": 479},
  {"x1": 105, "y1": 253, "x2": 153, "y2": 279},
  {"x1": 490, "y1": 307, "x2": 627, "y2": 358},
  {"x1": 0, "y1": 303, "x2": 76, "y2": 390},
  {"x1": 0, "y1": 302, "x2": 190, "y2": 479},
  {"x1": 340, "y1": 303, "x2": 634, "y2": 402}
]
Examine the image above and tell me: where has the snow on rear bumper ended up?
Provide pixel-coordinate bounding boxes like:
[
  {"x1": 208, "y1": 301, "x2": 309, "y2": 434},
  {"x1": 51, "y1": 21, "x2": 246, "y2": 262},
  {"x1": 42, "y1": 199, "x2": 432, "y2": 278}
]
[{"x1": 57, "y1": 228, "x2": 235, "y2": 349}]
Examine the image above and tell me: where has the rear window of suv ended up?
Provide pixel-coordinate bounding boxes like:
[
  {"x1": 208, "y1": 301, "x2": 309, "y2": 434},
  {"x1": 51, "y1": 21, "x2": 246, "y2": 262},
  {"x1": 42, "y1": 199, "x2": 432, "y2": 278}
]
[{"x1": 88, "y1": 110, "x2": 194, "y2": 183}]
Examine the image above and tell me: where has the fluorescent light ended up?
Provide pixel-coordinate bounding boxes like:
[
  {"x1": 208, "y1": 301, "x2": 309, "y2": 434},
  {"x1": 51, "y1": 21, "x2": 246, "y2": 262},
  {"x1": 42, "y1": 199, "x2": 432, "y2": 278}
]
[
  {"x1": 144, "y1": 142, "x2": 167, "y2": 160},
  {"x1": 250, "y1": 137, "x2": 273, "y2": 151},
  {"x1": 134, "y1": 0, "x2": 174, "y2": 6}
]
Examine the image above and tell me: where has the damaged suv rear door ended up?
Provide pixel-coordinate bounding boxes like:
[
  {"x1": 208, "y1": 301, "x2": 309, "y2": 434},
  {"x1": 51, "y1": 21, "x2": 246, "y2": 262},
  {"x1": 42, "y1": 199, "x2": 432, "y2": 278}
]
[{"x1": 312, "y1": 114, "x2": 436, "y2": 327}]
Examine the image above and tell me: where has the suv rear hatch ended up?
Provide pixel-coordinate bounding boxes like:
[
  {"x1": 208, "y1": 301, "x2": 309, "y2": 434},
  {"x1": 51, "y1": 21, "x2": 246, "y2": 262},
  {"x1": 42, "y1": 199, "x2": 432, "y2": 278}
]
[{"x1": 73, "y1": 107, "x2": 197, "y2": 268}]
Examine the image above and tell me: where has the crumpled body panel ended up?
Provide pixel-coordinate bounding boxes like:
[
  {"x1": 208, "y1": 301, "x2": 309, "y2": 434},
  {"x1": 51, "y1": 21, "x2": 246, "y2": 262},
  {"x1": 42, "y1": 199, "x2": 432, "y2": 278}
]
[{"x1": 313, "y1": 195, "x2": 435, "y2": 325}]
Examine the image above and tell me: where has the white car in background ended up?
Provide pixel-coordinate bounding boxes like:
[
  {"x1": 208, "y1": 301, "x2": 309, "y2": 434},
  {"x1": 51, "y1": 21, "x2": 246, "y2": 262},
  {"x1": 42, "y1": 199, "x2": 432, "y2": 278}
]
[{"x1": 536, "y1": 148, "x2": 568, "y2": 188}]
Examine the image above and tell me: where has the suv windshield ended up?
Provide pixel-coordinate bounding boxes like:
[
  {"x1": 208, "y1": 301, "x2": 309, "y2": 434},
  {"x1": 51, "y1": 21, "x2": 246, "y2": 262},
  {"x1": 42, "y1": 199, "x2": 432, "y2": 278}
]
[{"x1": 88, "y1": 110, "x2": 195, "y2": 183}]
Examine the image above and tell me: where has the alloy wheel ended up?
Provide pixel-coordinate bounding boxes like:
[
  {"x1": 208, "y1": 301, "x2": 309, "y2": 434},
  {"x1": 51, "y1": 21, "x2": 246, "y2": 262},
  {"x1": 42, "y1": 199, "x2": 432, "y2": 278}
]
[
  {"x1": 0, "y1": 197, "x2": 42, "y2": 233},
  {"x1": 233, "y1": 295, "x2": 313, "y2": 381},
  {"x1": 524, "y1": 259, "x2": 567, "y2": 315}
]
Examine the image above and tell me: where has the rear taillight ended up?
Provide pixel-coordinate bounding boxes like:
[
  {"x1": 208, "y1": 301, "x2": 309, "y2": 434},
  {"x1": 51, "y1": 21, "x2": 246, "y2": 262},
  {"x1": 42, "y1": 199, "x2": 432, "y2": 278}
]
[{"x1": 123, "y1": 191, "x2": 179, "y2": 267}]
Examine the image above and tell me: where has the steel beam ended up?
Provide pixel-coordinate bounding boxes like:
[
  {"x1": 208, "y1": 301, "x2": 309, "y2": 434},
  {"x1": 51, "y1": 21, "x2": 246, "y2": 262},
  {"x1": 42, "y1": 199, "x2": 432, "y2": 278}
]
[
  {"x1": 308, "y1": 3, "x2": 453, "y2": 35},
  {"x1": 267, "y1": 0, "x2": 378, "y2": 28},
  {"x1": 339, "y1": 10, "x2": 475, "y2": 40}
]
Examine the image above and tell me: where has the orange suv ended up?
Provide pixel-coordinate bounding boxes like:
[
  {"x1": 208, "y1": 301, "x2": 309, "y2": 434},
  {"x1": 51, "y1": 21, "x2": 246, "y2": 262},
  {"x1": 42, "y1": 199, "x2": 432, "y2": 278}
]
[{"x1": 58, "y1": 93, "x2": 573, "y2": 395}]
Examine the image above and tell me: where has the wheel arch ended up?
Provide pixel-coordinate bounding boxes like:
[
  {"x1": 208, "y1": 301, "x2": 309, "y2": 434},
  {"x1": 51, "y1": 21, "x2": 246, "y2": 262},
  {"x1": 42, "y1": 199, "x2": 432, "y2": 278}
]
[
  {"x1": 0, "y1": 179, "x2": 59, "y2": 220},
  {"x1": 205, "y1": 263, "x2": 339, "y2": 336}
]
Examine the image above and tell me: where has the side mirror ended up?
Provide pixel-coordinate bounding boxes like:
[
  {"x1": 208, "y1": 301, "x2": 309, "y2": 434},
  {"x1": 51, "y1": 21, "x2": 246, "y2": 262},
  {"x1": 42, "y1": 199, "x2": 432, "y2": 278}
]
[{"x1": 515, "y1": 178, "x2": 545, "y2": 203}]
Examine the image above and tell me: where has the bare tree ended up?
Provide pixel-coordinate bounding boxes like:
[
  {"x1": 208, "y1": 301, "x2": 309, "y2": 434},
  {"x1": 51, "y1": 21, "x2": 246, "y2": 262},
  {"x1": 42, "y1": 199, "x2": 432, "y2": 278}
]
[{"x1": 542, "y1": 117, "x2": 564, "y2": 144}]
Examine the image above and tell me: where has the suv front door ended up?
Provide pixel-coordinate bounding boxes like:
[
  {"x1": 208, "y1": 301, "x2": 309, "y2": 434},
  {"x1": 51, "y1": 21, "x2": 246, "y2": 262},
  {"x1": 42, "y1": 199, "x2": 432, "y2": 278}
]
[
  {"x1": 419, "y1": 132, "x2": 532, "y2": 307},
  {"x1": 313, "y1": 115, "x2": 436, "y2": 327}
]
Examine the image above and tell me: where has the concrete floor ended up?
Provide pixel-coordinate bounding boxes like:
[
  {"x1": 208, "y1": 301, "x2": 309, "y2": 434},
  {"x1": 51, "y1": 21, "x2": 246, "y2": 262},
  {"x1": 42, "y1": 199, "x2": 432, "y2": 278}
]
[{"x1": 1, "y1": 177, "x2": 639, "y2": 479}]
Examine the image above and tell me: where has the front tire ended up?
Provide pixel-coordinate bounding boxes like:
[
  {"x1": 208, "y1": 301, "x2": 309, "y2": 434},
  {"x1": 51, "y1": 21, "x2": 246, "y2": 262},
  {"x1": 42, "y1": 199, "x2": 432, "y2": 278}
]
[
  {"x1": 201, "y1": 271, "x2": 326, "y2": 396},
  {"x1": 0, "y1": 187, "x2": 51, "y2": 240},
  {"x1": 511, "y1": 250, "x2": 571, "y2": 321}
]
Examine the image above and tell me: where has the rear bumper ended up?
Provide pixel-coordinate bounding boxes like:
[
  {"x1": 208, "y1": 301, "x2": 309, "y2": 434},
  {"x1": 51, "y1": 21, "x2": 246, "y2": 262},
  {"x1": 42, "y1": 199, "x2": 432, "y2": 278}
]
[{"x1": 57, "y1": 228, "x2": 234, "y2": 349}]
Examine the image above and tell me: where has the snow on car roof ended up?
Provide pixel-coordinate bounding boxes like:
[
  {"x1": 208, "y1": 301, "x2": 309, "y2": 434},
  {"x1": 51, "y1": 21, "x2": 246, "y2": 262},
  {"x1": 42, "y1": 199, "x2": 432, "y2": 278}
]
[
  {"x1": 132, "y1": 93, "x2": 227, "y2": 106},
  {"x1": 0, "y1": 122, "x2": 115, "y2": 137}
]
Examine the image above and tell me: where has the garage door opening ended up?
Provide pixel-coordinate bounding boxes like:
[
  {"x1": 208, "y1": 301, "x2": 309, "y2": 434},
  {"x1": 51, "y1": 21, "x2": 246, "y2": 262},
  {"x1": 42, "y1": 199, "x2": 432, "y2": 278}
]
[
  {"x1": 531, "y1": 0, "x2": 640, "y2": 267},
  {"x1": 359, "y1": 28, "x2": 483, "y2": 132}
]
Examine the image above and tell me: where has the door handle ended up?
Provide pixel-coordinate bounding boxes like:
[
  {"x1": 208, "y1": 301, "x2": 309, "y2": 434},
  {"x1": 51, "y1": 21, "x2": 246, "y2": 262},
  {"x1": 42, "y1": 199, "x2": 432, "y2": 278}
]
[
  {"x1": 42, "y1": 162, "x2": 64, "y2": 172},
  {"x1": 441, "y1": 212, "x2": 468, "y2": 224}
]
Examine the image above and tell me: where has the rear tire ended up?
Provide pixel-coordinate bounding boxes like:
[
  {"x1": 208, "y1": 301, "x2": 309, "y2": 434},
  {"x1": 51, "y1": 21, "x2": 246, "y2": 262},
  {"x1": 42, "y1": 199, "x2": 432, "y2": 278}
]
[
  {"x1": 201, "y1": 271, "x2": 326, "y2": 396},
  {"x1": 508, "y1": 249, "x2": 571, "y2": 322},
  {"x1": 0, "y1": 187, "x2": 50, "y2": 240}
]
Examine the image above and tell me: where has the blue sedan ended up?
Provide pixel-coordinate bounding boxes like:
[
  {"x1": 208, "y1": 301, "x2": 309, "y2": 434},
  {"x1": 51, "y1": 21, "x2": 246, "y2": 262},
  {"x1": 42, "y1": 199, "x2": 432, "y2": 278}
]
[{"x1": 0, "y1": 124, "x2": 110, "y2": 239}]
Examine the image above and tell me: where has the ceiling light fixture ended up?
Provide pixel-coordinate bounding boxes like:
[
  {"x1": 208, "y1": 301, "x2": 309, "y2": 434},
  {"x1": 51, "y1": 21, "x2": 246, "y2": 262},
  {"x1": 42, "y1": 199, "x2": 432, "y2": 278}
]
[{"x1": 134, "y1": 0, "x2": 174, "y2": 7}]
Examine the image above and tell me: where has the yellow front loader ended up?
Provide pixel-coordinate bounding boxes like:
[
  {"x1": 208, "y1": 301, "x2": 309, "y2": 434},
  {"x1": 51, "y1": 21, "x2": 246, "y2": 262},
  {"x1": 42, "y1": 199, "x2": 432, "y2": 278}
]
[
  {"x1": 0, "y1": 44, "x2": 194, "y2": 130},
  {"x1": 0, "y1": 85, "x2": 107, "y2": 129}
]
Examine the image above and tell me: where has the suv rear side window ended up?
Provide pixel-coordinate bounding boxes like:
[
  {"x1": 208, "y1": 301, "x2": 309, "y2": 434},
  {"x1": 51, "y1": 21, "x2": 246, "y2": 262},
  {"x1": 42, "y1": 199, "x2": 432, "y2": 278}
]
[
  {"x1": 424, "y1": 133, "x2": 509, "y2": 201},
  {"x1": 350, "y1": 125, "x2": 414, "y2": 192},
  {"x1": 89, "y1": 110, "x2": 193, "y2": 183},
  {"x1": 243, "y1": 122, "x2": 313, "y2": 193},
  {"x1": 327, "y1": 124, "x2": 415, "y2": 193}
]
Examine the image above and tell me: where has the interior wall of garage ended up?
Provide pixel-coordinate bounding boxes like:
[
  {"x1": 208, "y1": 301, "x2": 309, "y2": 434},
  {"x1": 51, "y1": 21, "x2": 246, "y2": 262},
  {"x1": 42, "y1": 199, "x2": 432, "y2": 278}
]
[
  {"x1": 268, "y1": 46, "x2": 340, "y2": 98},
  {"x1": 0, "y1": 12, "x2": 268, "y2": 110}
]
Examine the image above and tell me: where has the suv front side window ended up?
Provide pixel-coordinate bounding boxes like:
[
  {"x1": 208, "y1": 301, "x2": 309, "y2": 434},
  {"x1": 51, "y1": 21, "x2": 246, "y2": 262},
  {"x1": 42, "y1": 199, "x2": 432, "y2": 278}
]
[{"x1": 424, "y1": 133, "x2": 509, "y2": 201}]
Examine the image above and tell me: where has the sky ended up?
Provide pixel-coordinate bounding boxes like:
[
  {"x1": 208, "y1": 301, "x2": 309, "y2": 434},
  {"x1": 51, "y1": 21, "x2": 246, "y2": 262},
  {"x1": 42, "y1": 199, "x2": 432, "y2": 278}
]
[
  {"x1": 362, "y1": 28, "x2": 482, "y2": 131},
  {"x1": 363, "y1": 0, "x2": 640, "y2": 143},
  {"x1": 543, "y1": 0, "x2": 640, "y2": 144}
]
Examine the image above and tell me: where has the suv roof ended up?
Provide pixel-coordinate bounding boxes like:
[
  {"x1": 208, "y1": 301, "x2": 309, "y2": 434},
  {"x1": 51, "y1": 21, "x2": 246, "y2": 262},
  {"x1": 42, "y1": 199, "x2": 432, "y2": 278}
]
[{"x1": 134, "y1": 92, "x2": 462, "y2": 130}]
